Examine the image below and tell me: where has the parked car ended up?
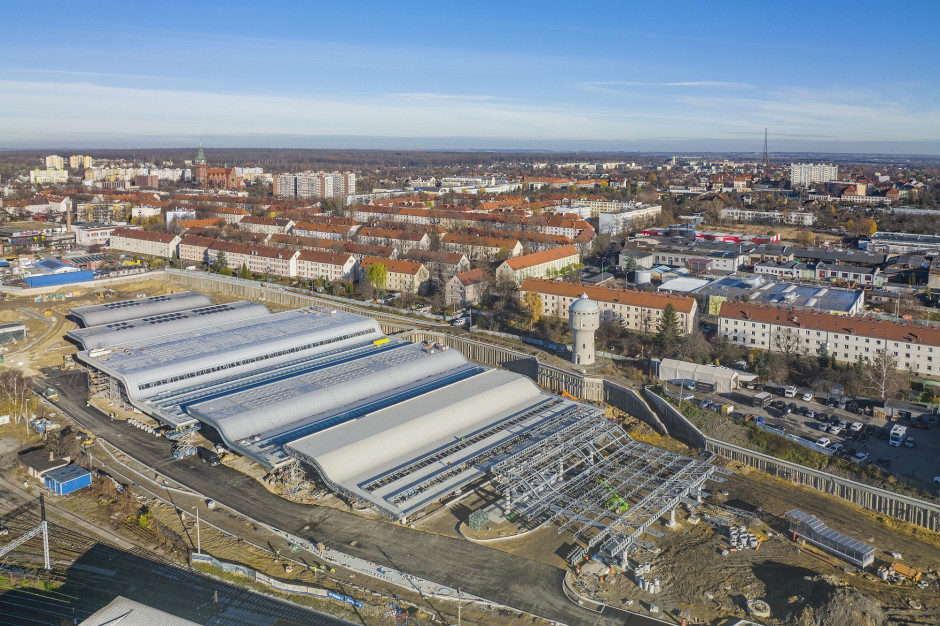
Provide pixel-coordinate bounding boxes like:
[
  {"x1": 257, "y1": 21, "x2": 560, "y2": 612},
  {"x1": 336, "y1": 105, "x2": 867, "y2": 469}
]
[
  {"x1": 805, "y1": 409, "x2": 816, "y2": 419},
  {"x1": 904, "y1": 437, "x2": 916, "y2": 448},
  {"x1": 829, "y1": 425, "x2": 843, "y2": 436},
  {"x1": 837, "y1": 400, "x2": 847, "y2": 410},
  {"x1": 784, "y1": 385, "x2": 797, "y2": 398},
  {"x1": 816, "y1": 437, "x2": 831, "y2": 447},
  {"x1": 853, "y1": 452, "x2": 869, "y2": 464},
  {"x1": 827, "y1": 398, "x2": 838, "y2": 407},
  {"x1": 801, "y1": 392, "x2": 814, "y2": 402},
  {"x1": 771, "y1": 400, "x2": 786, "y2": 410},
  {"x1": 829, "y1": 442, "x2": 844, "y2": 453},
  {"x1": 698, "y1": 398, "x2": 713, "y2": 408},
  {"x1": 874, "y1": 457, "x2": 892, "y2": 469},
  {"x1": 850, "y1": 421, "x2": 863, "y2": 433}
]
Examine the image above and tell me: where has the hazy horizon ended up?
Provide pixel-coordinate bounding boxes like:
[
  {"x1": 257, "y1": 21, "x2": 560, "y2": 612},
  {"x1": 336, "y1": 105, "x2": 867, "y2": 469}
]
[{"x1": 2, "y1": 1, "x2": 937, "y2": 155}]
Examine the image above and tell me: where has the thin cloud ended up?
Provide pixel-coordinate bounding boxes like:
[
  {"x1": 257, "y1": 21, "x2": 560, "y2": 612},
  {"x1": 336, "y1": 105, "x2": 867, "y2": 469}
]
[{"x1": 1, "y1": 69, "x2": 171, "y2": 81}]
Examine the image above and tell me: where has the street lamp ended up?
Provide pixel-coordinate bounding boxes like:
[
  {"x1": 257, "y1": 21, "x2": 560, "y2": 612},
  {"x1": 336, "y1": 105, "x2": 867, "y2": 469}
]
[{"x1": 192, "y1": 506, "x2": 201, "y2": 554}]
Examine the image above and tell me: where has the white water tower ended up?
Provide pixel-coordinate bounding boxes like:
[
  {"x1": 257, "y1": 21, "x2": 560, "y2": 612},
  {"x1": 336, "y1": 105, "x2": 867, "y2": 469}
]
[{"x1": 569, "y1": 293, "x2": 600, "y2": 366}]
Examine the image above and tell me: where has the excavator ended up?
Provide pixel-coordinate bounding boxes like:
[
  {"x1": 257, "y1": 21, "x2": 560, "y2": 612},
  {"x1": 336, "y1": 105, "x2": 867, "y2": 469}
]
[{"x1": 600, "y1": 480, "x2": 629, "y2": 514}]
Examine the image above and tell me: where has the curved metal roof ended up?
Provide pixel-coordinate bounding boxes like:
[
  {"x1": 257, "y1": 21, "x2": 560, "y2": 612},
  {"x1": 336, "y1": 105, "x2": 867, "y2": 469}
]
[
  {"x1": 80, "y1": 307, "x2": 382, "y2": 398},
  {"x1": 71, "y1": 291, "x2": 213, "y2": 327},
  {"x1": 190, "y1": 345, "x2": 469, "y2": 442},
  {"x1": 67, "y1": 301, "x2": 270, "y2": 350}
]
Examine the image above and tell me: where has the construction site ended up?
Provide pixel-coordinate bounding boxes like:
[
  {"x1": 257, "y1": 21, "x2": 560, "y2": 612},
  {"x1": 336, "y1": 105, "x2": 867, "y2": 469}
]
[{"x1": 1, "y1": 275, "x2": 939, "y2": 625}]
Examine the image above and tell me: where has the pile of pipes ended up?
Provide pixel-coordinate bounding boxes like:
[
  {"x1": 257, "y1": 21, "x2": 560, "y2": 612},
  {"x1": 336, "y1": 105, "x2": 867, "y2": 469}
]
[
  {"x1": 127, "y1": 418, "x2": 158, "y2": 436},
  {"x1": 728, "y1": 525, "x2": 759, "y2": 551},
  {"x1": 634, "y1": 563, "x2": 661, "y2": 594}
]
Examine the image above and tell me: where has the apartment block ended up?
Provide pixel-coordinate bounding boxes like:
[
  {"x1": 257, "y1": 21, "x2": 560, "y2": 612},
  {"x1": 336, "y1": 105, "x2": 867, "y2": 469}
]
[
  {"x1": 108, "y1": 228, "x2": 180, "y2": 258},
  {"x1": 495, "y1": 245, "x2": 581, "y2": 285},
  {"x1": 357, "y1": 257, "x2": 429, "y2": 294},
  {"x1": 717, "y1": 302, "x2": 940, "y2": 374},
  {"x1": 520, "y1": 278, "x2": 697, "y2": 335}
]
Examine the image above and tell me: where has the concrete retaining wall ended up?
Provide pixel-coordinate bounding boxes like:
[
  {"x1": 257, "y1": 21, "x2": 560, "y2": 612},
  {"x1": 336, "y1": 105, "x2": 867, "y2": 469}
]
[
  {"x1": 705, "y1": 439, "x2": 940, "y2": 531},
  {"x1": 641, "y1": 388, "x2": 709, "y2": 449},
  {"x1": 603, "y1": 381, "x2": 667, "y2": 435}
]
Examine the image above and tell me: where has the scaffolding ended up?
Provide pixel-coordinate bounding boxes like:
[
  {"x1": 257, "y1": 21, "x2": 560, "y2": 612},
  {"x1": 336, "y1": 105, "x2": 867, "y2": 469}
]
[
  {"x1": 490, "y1": 413, "x2": 718, "y2": 562},
  {"x1": 785, "y1": 509, "x2": 874, "y2": 567}
]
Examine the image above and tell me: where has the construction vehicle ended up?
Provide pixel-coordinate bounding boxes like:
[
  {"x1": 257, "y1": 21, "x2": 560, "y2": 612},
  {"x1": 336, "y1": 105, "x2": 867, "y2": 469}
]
[
  {"x1": 600, "y1": 480, "x2": 629, "y2": 513},
  {"x1": 561, "y1": 390, "x2": 578, "y2": 400},
  {"x1": 42, "y1": 387, "x2": 59, "y2": 402}
]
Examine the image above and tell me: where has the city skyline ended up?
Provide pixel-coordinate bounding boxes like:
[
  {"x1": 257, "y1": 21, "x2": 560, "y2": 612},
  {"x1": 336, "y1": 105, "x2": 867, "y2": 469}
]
[{"x1": 2, "y1": 1, "x2": 939, "y2": 154}]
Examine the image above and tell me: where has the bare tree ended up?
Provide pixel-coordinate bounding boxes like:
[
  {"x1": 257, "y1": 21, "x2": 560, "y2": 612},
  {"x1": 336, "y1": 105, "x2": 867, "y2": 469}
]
[
  {"x1": 771, "y1": 326, "x2": 805, "y2": 364},
  {"x1": 861, "y1": 349, "x2": 907, "y2": 401}
]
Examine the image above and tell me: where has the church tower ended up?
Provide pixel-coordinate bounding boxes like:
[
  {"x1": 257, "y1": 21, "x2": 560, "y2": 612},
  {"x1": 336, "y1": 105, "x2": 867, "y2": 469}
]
[{"x1": 194, "y1": 143, "x2": 207, "y2": 188}]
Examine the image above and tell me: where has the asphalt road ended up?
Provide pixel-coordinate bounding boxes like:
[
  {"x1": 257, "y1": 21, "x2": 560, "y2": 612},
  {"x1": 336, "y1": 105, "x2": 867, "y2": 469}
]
[{"x1": 40, "y1": 369, "x2": 658, "y2": 626}]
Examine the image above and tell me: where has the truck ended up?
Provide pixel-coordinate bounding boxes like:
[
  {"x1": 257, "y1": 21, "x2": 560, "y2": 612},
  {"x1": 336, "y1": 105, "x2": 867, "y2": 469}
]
[
  {"x1": 751, "y1": 391, "x2": 772, "y2": 408},
  {"x1": 198, "y1": 447, "x2": 221, "y2": 466},
  {"x1": 889, "y1": 424, "x2": 907, "y2": 447},
  {"x1": 42, "y1": 387, "x2": 59, "y2": 402}
]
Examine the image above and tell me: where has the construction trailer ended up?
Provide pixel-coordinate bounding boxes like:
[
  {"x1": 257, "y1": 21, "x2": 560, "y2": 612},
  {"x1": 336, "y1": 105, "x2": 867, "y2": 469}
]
[{"x1": 43, "y1": 464, "x2": 92, "y2": 496}]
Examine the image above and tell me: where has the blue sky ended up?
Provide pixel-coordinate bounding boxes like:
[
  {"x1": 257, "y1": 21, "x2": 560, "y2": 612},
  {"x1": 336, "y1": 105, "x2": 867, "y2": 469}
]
[{"x1": 2, "y1": 1, "x2": 939, "y2": 153}]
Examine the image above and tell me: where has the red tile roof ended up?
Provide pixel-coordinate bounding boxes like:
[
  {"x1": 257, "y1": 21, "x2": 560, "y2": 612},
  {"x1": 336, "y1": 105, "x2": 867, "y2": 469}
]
[
  {"x1": 110, "y1": 228, "x2": 178, "y2": 243},
  {"x1": 520, "y1": 278, "x2": 696, "y2": 314},
  {"x1": 504, "y1": 245, "x2": 580, "y2": 271},
  {"x1": 718, "y1": 302, "x2": 940, "y2": 346}
]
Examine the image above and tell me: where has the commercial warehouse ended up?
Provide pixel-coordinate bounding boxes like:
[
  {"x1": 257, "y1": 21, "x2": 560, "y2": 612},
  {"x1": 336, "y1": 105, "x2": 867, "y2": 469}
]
[{"x1": 75, "y1": 294, "x2": 718, "y2": 549}]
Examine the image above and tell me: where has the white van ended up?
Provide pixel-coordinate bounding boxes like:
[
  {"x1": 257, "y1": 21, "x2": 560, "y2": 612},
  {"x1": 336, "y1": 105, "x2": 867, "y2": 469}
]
[{"x1": 784, "y1": 386, "x2": 797, "y2": 398}]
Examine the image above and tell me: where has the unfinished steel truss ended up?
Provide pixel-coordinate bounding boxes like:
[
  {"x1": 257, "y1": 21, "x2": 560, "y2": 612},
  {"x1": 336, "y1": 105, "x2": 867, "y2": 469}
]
[{"x1": 490, "y1": 413, "x2": 718, "y2": 561}]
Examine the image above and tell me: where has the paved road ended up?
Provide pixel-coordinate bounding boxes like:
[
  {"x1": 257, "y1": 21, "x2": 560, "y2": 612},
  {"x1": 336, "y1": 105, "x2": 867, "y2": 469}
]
[{"x1": 41, "y1": 369, "x2": 660, "y2": 626}]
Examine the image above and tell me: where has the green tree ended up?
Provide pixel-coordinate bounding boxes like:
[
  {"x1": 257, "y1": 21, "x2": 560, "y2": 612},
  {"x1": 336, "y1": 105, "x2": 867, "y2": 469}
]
[
  {"x1": 211, "y1": 250, "x2": 228, "y2": 274},
  {"x1": 240, "y1": 263, "x2": 251, "y2": 280},
  {"x1": 655, "y1": 304, "x2": 681, "y2": 350},
  {"x1": 367, "y1": 262, "x2": 387, "y2": 290}
]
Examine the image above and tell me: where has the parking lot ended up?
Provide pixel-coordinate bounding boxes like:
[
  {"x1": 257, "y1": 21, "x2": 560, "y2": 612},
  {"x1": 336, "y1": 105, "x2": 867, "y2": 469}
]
[{"x1": 682, "y1": 384, "x2": 940, "y2": 491}]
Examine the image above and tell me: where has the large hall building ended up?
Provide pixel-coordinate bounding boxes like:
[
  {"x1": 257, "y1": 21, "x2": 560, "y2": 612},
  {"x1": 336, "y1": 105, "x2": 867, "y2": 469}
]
[{"x1": 70, "y1": 291, "x2": 717, "y2": 559}]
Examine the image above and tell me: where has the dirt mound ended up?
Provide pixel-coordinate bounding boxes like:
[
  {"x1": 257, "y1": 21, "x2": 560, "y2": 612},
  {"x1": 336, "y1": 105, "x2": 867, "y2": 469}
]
[{"x1": 786, "y1": 586, "x2": 886, "y2": 626}]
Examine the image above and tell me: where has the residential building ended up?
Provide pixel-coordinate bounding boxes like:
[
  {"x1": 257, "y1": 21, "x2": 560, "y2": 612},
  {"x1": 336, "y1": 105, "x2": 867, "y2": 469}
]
[
  {"x1": 238, "y1": 216, "x2": 295, "y2": 235},
  {"x1": 44, "y1": 155, "x2": 65, "y2": 170},
  {"x1": 495, "y1": 245, "x2": 581, "y2": 285},
  {"x1": 207, "y1": 241, "x2": 299, "y2": 278},
  {"x1": 108, "y1": 228, "x2": 180, "y2": 258},
  {"x1": 357, "y1": 257, "x2": 429, "y2": 294},
  {"x1": 207, "y1": 207, "x2": 249, "y2": 224},
  {"x1": 29, "y1": 169, "x2": 69, "y2": 185},
  {"x1": 292, "y1": 221, "x2": 359, "y2": 240},
  {"x1": 790, "y1": 163, "x2": 838, "y2": 186},
  {"x1": 356, "y1": 227, "x2": 429, "y2": 251},
  {"x1": 296, "y1": 250, "x2": 358, "y2": 282},
  {"x1": 401, "y1": 249, "x2": 470, "y2": 284},
  {"x1": 274, "y1": 172, "x2": 356, "y2": 199},
  {"x1": 717, "y1": 302, "x2": 940, "y2": 374},
  {"x1": 75, "y1": 200, "x2": 132, "y2": 223},
  {"x1": 598, "y1": 204, "x2": 664, "y2": 233},
  {"x1": 131, "y1": 205, "x2": 162, "y2": 220},
  {"x1": 177, "y1": 235, "x2": 217, "y2": 264},
  {"x1": 442, "y1": 233, "x2": 523, "y2": 261},
  {"x1": 520, "y1": 278, "x2": 697, "y2": 335},
  {"x1": 815, "y1": 263, "x2": 886, "y2": 287},
  {"x1": 446, "y1": 269, "x2": 489, "y2": 306},
  {"x1": 720, "y1": 208, "x2": 816, "y2": 226}
]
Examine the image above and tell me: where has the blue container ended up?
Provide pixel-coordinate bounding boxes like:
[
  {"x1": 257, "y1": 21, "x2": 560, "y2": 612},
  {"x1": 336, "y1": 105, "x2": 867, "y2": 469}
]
[
  {"x1": 24, "y1": 270, "x2": 95, "y2": 288},
  {"x1": 43, "y1": 465, "x2": 92, "y2": 495}
]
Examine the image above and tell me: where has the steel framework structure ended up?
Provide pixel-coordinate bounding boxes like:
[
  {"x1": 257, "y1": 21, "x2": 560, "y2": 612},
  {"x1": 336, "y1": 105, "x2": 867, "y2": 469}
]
[{"x1": 491, "y1": 413, "x2": 718, "y2": 561}]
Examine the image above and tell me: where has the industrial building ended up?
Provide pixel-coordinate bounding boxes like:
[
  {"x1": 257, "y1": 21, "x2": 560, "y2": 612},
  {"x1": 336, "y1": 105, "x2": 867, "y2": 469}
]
[
  {"x1": 71, "y1": 291, "x2": 212, "y2": 327},
  {"x1": 67, "y1": 301, "x2": 269, "y2": 350},
  {"x1": 74, "y1": 293, "x2": 719, "y2": 555}
]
